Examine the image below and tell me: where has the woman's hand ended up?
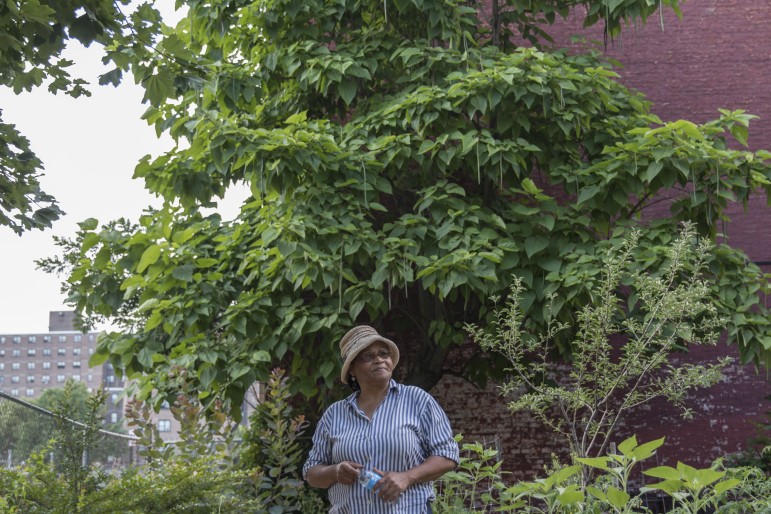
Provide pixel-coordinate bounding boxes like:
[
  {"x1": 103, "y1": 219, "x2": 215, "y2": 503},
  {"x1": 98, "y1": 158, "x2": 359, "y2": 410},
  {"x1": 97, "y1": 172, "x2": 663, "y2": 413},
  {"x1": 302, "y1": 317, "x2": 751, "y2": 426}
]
[
  {"x1": 335, "y1": 461, "x2": 363, "y2": 485},
  {"x1": 373, "y1": 468, "x2": 412, "y2": 502}
]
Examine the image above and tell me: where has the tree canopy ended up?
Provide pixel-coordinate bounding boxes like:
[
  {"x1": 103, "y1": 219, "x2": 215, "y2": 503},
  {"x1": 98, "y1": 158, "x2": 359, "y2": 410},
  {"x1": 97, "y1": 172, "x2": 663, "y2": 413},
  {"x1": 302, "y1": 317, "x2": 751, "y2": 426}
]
[{"x1": 40, "y1": 0, "x2": 771, "y2": 416}]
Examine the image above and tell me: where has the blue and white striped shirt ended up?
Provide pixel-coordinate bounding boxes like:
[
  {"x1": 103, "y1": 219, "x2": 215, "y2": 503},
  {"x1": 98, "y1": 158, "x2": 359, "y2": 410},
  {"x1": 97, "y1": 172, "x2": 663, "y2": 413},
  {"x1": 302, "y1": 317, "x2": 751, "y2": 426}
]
[{"x1": 303, "y1": 380, "x2": 459, "y2": 514}]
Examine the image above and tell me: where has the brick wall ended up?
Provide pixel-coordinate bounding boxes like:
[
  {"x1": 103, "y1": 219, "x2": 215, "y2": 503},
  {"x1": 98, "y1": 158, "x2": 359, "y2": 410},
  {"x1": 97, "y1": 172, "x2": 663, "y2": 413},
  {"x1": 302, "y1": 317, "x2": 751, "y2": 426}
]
[{"x1": 428, "y1": 1, "x2": 771, "y2": 481}]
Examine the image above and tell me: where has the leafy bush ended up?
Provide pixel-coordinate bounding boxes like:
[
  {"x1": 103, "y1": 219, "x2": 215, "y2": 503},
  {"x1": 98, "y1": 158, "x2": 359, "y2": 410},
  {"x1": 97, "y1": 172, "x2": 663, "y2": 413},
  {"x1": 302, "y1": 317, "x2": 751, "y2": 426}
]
[
  {"x1": 240, "y1": 368, "x2": 327, "y2": 513},
  {"x1": 433, "y1": 435, "x2": 768, "y2": 514}
]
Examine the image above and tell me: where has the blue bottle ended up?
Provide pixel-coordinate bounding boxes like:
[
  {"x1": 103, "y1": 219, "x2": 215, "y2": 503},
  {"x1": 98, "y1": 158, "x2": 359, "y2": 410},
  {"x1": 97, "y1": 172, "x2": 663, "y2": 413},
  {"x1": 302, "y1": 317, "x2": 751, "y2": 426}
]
[{"x1": 358, "y1": 469, "x2": 382, "y2": 490}]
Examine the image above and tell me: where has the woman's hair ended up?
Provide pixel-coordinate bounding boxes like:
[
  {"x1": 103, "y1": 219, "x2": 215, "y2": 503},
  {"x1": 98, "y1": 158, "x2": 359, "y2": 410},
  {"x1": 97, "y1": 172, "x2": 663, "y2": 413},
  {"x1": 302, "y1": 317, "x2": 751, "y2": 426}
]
[{"x1": 346, "y1": 375, "x2": 361, "y2": 392}]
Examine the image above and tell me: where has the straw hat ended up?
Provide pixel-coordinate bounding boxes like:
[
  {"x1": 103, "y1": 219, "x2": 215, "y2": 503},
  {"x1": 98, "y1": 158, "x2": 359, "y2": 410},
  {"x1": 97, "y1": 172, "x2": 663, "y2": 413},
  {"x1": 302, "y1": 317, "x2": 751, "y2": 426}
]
[{"x1": 339, "y1": 325, "x2": 400, "y2": 383}]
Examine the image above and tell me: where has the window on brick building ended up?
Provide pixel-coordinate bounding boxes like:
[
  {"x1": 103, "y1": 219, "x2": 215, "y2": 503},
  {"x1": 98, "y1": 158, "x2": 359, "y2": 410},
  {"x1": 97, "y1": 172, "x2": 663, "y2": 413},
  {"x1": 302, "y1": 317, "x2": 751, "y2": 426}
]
[
  {"x1": 11, "y1": 376, "x2": 20, "y2": 383},
  {"x1": 28, "y1": 336, "x2": 36, "y2": 343},
  {"x1": 27, "y1": 375, "x2": 34, "y2": 383},
  {"x1": 73, "y1": 361, "x2": 81, "y2": 368},
  {"x1": 27, "y1": 349, "x2": 36, "y2": 356},
  {"x1": 42, "y1": 375, "x2": 50, "y2": 384},
  {"x1": 27, "y1": 362, "x2": 35, "y2": 370},
  {"x1": 58, "y1": 335, "x2": 67, "y2": 343},
  {"x1": 10, "y1": 388, "x2": 19, "y2": 396},
  {"x1": 56, "y1": 375, "x2": 65, "y2": 383},
  {"x1": 158, "y1": 420, "x2": 172, "y2": 432},
  {"x1": 57, "y1": 362, "x2": 66, "y2": 368},
  {"x1": 57, "y1": 348, "x2": 66, "y2": 355},
  {"x1": 43, "y1": 335, "x2": 51, "y2": 343},
  {"x1": 12, "y1": 336, "x2": 20, "y2": 344},
  {"x1": 73, "y1": 348, "x2": 82, "y2": 356},
  {"x1": 42, "y1": 362, "x2": 51, "y2": 369},
  {"x1": 43, "y1": 348, "x2": 51, "y2": 356},
  {"x1": 11, "y1": 363, "x2": 20, "y2": 370},
  {"x1": 25, "y1": 388, "x2": 34, "y2": 397},
  {"x1": 11, "y1": 349, "x2": 20, "y2": 357}
]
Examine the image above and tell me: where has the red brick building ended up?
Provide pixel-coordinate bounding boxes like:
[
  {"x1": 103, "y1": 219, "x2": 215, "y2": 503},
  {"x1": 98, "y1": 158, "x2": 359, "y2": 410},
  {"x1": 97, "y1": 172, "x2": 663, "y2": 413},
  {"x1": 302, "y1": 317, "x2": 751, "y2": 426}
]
[{"x1": 431, "y1": 1, "x2": 771, "y2": 480}]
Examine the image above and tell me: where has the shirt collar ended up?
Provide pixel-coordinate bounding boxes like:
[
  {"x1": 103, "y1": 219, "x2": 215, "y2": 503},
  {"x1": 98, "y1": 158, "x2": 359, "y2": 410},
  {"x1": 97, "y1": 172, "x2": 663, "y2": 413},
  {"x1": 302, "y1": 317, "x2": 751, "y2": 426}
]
[{"x1": 345, "y1": 379, "x2": 400, "y2": 406}]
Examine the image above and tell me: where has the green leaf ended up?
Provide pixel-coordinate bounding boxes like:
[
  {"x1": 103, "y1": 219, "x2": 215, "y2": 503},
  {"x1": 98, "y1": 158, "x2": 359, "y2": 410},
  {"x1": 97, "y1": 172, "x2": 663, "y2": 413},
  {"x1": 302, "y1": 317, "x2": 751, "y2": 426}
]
[
  {"x1": 606, "y1": 487, "x2": 630, "y2": 509},
  {"x1": 644, "y1": 466, "x2": 681, "y2": 481},
  {"x1": 137, "y1": 245, "x2": 162, "y2": 273},
  {"x1": 143, "y1": 69, "x2": 176, "y2": 105},
  {"x1": 339, "y1": 79, "x2": 357, "y2": 106},
  {"x1": 576, "y1": 457, "x2": 609, "y2": 470}
]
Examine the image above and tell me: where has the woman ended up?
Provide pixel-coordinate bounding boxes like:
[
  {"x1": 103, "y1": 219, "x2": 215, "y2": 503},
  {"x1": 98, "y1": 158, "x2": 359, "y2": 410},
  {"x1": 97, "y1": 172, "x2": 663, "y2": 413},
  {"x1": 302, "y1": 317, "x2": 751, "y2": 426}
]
[{"x1": 303, "y1": 325, "x2": 459, "y2": 513}]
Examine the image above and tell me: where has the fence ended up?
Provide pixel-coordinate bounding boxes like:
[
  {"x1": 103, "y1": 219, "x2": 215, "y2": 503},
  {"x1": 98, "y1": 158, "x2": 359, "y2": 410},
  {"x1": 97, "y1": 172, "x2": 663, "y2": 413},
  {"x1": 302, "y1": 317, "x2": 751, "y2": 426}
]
[{"x1": 0, "y1": 391, "x2": 141, "y2": 470}]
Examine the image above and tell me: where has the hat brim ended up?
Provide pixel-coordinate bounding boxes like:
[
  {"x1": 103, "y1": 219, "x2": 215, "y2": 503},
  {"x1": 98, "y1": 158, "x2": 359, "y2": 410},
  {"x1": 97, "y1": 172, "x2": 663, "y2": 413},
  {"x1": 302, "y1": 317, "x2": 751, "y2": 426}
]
[{"x1": 340, "y1": 335, "x2": 400, "y2": 383}]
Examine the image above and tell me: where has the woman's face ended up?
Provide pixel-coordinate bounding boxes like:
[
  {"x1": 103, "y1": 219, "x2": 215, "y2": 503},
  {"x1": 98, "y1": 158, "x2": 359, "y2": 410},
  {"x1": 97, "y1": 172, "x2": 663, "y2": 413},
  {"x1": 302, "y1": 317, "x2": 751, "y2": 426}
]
[{"x1": 351, "y1": 341, "x2": 393, "y2": 386}]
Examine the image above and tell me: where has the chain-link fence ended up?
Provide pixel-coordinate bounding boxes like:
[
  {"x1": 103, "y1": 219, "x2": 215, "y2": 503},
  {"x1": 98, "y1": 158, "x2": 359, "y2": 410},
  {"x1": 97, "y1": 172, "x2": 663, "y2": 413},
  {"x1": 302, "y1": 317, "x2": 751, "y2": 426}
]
[{"x1": 0, "y1": 391, "x2": 140, "y2": 470}]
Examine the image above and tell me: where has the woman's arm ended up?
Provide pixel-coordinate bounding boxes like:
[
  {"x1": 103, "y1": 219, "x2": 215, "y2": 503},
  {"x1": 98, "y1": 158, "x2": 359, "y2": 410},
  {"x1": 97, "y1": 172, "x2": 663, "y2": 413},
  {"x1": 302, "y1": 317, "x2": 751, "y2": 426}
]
[{"x1": 306, "y1": 461, "x2": 363, "y2": 489}]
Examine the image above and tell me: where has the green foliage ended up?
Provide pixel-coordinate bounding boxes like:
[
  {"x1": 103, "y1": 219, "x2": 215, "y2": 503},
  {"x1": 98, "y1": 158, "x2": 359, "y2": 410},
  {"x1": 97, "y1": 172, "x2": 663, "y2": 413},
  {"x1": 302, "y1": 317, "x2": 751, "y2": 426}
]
[
  {"x1": 240, "y1": 368, "x2": 327, "y2": 513},
  {"x1": 641, "y1": 462, "x2": 741, "y2": 514},
  {"x1": 467, "y1": 225, "x2": 731, "y2": 460},
  {"x1": 435, "y1": 435, "x2": 509, "y2": 512},
  {"x1": 0, "y1": 381, "x2": 110, "y2": 514},
  {"x1": 39, "y1": 0, "x2": 771, "y2": 415},
  {"x1": 433, "y1": 435, "x2": 767, "y2": 514},
  {"x1": 0, "y1": 118, "x2": 62, "y2": 234}
]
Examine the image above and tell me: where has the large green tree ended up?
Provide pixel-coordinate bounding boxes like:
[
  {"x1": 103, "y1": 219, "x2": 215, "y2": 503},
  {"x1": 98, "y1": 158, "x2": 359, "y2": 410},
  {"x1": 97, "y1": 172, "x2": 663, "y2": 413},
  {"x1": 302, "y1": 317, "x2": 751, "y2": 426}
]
[{"x1": 42, "y1": 0, "x2": 771, "y2": 415}]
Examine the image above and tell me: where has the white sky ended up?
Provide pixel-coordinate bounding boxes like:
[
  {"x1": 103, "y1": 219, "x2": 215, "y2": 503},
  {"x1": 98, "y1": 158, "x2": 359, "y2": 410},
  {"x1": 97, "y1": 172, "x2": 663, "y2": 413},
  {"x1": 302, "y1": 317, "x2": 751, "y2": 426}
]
[{"x1": 0, "y1": 3, "x2": 245, "y2": 334}]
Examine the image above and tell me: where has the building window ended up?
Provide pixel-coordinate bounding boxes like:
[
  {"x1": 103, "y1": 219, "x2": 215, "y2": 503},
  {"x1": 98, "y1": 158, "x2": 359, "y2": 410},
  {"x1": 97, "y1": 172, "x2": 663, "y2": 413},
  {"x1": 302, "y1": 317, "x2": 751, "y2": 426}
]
[
  {"x1": 111, "y1": 393, "x2": 119, "y2": 404},
  {"x1": 73, "y1": 335, "x2": 82, "y2": 343},
  {"x1": 106, "y1": 375, "x2": 115, "y2": 384},
  {"x1": 27, "y1": 375, "x2": 34, "y2": 383},
  {"x1": 27, "y1": 349, "x2": 36, "y2": 356},
  {"x1": 72, "y1": 374, "x2": 81, "y2": 382},
  {"x1": 12, "y1": 363, "x2": 20, "y2": 370},
  {"x1": 110, "y1": 412, "x2": 119, "y2": 423},
  {"x1": 27, "y1": 362, "x2": 35, "y2": 370},
  {"x1": 11, "y1": 349, "x2": 20, "y2": 357},
  {"x1": 0, "y1": 350, "x2": 4, "y2": 356},
  {"x1": 26, "y1": 388, "x2": 34, "y2": 397},
  {"x1": 42, "y1": 375, "x2": 50, "y2": 384},
  {"x1": 72, "y1": 348, "x2": 82, "y2": 356},
  {"x1": 0, "y1": 376, "x2": 4, "y2": 383},
  {"x1": 0, "y1": 363, "x2": 3, "y2": 370},
  {"x1": 28, "y1": 336, "x2": 36, "y2": 343},
  {"x1": 42, "y1": 362, "x2": 51, "y2": 369},
  {"x1": 88, "y1": 334, "x2": 95, "y2": 342},
  {"x1": 10, "y1": 388, "x2": 19, "y2": 396},
  {"x1": 58, "y1": 335, "x2": 67, "y2": 343},
  {"x1": 57, "y1": 362, "x2": 66, "y2": 369},
  {"x1": 42, "y1": 348, "x2": 51, "y2": 356},
  {"x1": 43, "y1": 335, "x2": 51, "y2": 343},
  {"x1": 88, "y1": 348, "x2": 94, "y2": 355},
  {"x1": 11, "y1": 376, "x2": 20, "y2": 383},
  {"x1": 0, "y1": 336, "x2": 5, "y2": 343},
  {"x1": 87, "y1": 374, "x2": 93, "y2": 382},
  {"x1": 72, "y1": 361, "x2": 81, "y2": 368},
  {"x1": 158, "y1": 420, "x2": 172, "y2": 432},
  {"x1": 57, "y1": 348, "x2": 66, "y2": 355},
  {"x1": 12, "y1": 336, "x2": 21, "y2": 343},
  {"x1": 56, "y1": 375, "x2": 65, "y2": 383}
]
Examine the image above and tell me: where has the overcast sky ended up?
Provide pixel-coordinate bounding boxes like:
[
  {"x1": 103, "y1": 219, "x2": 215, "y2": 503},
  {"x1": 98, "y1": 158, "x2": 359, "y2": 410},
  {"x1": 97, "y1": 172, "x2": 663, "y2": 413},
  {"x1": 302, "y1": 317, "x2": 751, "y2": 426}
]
[{"x1": 0, "y1": 3, "x2": 244, "y2": 334}]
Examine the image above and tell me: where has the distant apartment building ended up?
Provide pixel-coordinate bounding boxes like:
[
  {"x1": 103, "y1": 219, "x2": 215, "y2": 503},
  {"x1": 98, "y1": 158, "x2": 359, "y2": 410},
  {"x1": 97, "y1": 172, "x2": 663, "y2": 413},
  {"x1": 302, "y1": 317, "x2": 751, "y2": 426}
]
[
  {"x1": 0, "y1": 311, "x2": 181, "y2": 440},
  {"x1": 0, "y1": 311, "x2": 106, "y2": 400}
]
